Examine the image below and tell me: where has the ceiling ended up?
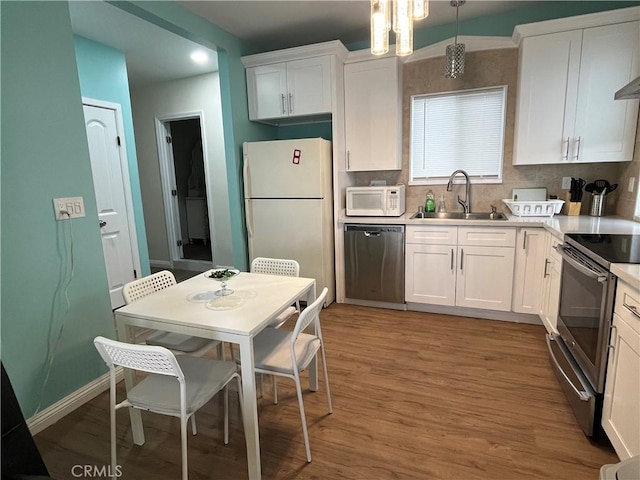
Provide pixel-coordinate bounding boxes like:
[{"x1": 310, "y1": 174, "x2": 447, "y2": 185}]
[
  {"x1": 178, "y1": 0, "x2": 538, "y2": 51},
  {"x1": 69, "y1": 1, "x2": 538, "y2": 87}
]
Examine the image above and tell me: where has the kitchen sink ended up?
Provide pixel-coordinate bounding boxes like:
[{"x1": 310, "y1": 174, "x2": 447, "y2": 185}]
[{"x1": 410, "y1": 211, "x2": 508, "y2": 220}]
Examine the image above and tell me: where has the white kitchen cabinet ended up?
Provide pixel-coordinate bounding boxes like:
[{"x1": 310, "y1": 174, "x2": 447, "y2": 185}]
[
  {"x1": 405, "y1": 226, "x2": 515, "y2": 311},
  {"x1": 405, "y1": 244, "x2": 456, "y2": 305},
  {"x1": 456, "y1": 245, "x2": 515, "y2": 311},
  {"x1": 514, "y1": 21, "x2": 639, "y2": 165},
  {"x1": 246, "y1": 56, "x2": 332, "y2": 121},
  {"x1": 539, "y1": 234, "x2": 563, "y2": 334},
  {"x1": 344, "y1": 57, "x2": 402, "y2": 171},
  {"x1": 602, "y1": 279, "x2": 640, "y2": 460},
  {"x1": 512, "y1": 228, "x2": 547, "y2": 314}
]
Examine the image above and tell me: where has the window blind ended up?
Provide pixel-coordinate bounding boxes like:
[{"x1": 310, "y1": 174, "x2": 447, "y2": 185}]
[{"x1": 410, "y1": 86, "x2": 507, "y2": 183}]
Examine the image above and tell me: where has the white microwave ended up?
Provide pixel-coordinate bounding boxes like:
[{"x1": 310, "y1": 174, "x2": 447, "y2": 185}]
[{"x1": 346, "y1": 185, "x2": 406, "y2": 217}]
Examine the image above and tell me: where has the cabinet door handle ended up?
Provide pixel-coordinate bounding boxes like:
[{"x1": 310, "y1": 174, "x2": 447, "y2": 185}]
[
  {"x1": 460, "y1": 249, "x2": 464, "y2": 271},
  {"x1": 450, "y1": 248, "x2": 454, "y2": 271},
  {"x1": 607, "y1": 325, "x2": 618, "y2": 351},
  {"x1": 522, "y1": 231, "x2": 528, "y2": 250},
  {"x1": 281, "y1": 94, "x2": 286, "y2": 115},
  {"x1": 573, "y1": 136, "x2": 582, "y2": 161},
  {"x1": 288, "y1": 93, "x2": 293, "y2": 114},
  {"x1": 543, "y1": 259, "x2": 550, "y2": 278},
  {"x1": 562, "y1": 137, "x2": 570, "y2": 160},
  {"x1": 623, "y1": 303, "x2": 640, "y2": 319}
]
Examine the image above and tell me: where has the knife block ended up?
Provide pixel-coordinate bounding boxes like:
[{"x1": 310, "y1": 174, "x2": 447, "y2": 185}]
[{"x1": 565, "y1": 193, "x2": 581, "y2": 216}]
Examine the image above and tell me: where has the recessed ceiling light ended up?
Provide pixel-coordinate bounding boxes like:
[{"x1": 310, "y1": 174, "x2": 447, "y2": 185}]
[{"x1": 190, "y1": 51, "x2": 209, "y2": 65}]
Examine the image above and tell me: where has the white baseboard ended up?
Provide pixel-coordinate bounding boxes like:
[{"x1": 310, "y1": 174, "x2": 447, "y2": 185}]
[{"x1": 27, "y1": 367, "x2": 123, "y2": 436}]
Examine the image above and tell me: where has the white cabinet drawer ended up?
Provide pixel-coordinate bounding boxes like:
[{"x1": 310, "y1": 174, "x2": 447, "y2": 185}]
[
  {"x1": 406, "y1": 226, "x2": 457, "y2": 245},
  {"x1": 615, "y1": 280, "x2": 640, "y2": 335},
  {"x1": 458, "y1": 227, "x2": 516, "y2": 247}
]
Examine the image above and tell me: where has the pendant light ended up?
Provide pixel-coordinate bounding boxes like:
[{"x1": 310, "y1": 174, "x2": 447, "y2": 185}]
[
  {"x1": 445, "y1": 0, "x2": 465, "y2": 78},
  {"x1": 371, "y1": 0, "x2": 429, "y2": 57}
]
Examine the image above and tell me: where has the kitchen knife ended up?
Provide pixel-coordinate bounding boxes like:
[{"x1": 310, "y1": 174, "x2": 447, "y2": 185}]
[{"x1": 577, "y1": 178, "x2": 585, "y2": 201}]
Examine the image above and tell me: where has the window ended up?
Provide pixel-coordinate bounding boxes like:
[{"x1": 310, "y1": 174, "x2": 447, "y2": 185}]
[{"x1": 410, "y1": 86, "x2": 507, "y2": 185}]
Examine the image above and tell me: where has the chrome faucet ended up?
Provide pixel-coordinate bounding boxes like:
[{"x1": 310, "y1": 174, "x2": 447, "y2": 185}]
[{"x1": 446, "y1": 169, "x2": 471, "y2": 213}]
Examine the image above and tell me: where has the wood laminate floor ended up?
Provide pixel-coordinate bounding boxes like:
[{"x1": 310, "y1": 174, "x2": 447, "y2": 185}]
[{"x1": 34, "y1": 304, "x2": 618, "y2": 479}]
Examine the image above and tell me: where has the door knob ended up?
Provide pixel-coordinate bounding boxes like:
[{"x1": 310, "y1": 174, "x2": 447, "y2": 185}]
[{"x1": 99, "y1": 220, "x2": 107, "y2": 228}]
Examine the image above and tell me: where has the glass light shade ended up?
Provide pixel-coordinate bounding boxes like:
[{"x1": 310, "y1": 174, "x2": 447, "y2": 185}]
[
  {"x1": 445, "y1": 42, "x2": 465, "y2": 78},
  {"x1": 413, "y1": 0, "x2": 428, "y2": 20},
  {"x1": 371, "y1": 0, "x2": 389, "y2": 55},
  {"x1": 395, "y1": 23, "x2": 413, "y2": 56},
  {"x1": 393, "y1": 0, "x2": 412, "y2": 32},
  {"x1": 383, "y1": 0, "x2": 391, "y2": 31}
]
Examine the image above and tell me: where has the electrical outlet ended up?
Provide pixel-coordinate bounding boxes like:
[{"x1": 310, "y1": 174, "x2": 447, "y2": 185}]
[
  {"x1": 561, "y1": 177, "x2": 572, "y2": 189},
  {"x1": 53, "y1": 197, "x2": 85, "y2": 220},
  {"x1": 629, "y1": 177, "x2": 636, "y2": 193}
]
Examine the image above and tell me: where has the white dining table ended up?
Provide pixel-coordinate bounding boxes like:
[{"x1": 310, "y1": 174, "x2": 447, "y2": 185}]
[{"x1": 113, "y1": 270, "x2": 317, "y2": 480}]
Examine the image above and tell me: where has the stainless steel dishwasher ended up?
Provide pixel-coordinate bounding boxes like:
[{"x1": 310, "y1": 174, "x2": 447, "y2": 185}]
[{"x1": 344, "y1": 224, "x2": 405, "y2": 304}]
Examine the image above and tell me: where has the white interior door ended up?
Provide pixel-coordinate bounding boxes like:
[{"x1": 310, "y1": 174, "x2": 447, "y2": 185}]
[
  {"x1": 83, "y1": 103, "x2": 137, "y2": 309},
  {"x1": 157, "y1": 120, "x2": 185, "y2": 262}
]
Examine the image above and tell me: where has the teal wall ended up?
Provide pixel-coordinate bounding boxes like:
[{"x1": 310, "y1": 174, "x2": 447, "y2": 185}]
[
  {"x1": 74, "y1": 35, "x2": 150, "y2": 277},
  {"x1": 1, "y1": 1, "x2": 115, "y2": 416},
  {"x1": 277, "y1": 122, "x2": 333, "y2": 141}
]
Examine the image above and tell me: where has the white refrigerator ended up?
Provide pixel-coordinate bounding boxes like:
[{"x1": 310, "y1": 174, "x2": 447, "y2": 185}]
[{"x1": 243, "y1": 138, "x2": 335, "y2": 305}]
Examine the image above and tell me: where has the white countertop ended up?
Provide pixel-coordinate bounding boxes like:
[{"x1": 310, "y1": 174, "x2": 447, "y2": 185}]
[
  {"x1": 340, "y1": 211, "x2": 640, "y2": 238},
  {"x1": 611, "y1": 264, "x2": 640, "y2": 288}
]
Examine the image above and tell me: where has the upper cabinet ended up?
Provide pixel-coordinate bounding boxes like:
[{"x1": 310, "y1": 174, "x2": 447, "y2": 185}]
[
  {"x1": 514, "y1": 20, "x2": 640, "y2": 165},
  {"x1": 242, "y1": 41, "x2": 348, "y2": 125},
  {"x1": 247, "y1": 57, "x2": 332, "y2": 121},
  {"x1": 344, "y1": 56, "x2": 402, "y2": 171}
]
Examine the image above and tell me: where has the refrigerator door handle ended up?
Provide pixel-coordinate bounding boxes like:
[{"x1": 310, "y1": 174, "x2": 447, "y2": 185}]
[
  {"x1": 243, "y1": 148, "x2": 251, "y2": 199},
  {"x1": 244, "y1": 199, "x2": 253, "y2": 238}
]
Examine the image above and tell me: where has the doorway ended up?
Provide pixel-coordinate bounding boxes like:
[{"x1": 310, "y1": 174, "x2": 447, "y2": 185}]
[{"x1": 157, "y1": 115, "x2": 213, "y2": 270}]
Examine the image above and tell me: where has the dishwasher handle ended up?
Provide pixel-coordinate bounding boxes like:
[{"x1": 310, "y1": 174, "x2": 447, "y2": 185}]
[{"x1": 344, "y1": 224, "x2": 405, "y2": 235}]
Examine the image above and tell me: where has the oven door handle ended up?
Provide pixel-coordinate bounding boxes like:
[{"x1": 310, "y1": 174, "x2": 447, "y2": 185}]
[
  {"x1": 553, "y1": 245, "x2": 608, "y2": 283},
  {"x1": 545, "y1": 335, "x2": 591, "y2": 402}
]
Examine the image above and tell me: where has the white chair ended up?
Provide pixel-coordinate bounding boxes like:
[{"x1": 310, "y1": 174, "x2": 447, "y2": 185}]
[
  {"x1": 250, "y1": 257, "x2": 301, "y2": 328},
  {"x1": 249, "y1": 257, "x2": 302, "y2": 399},
  {"x1": 252, "y1": 287, "x2": 332, "y2": 463},
  {"x1": 123, "y1": 271, "x2": 221, "y2": 357},
  {"x1": 93, "y1": 336, "x2": 242, "y2": 480}
]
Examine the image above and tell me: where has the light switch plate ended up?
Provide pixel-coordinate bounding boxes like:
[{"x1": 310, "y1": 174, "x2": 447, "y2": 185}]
[{"x1": 53, "y1": 197, "x2": 85, "y2": 220}]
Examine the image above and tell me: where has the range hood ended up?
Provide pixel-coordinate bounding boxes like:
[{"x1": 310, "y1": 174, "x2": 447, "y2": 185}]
[{"x1": 615, "y1": 76, "x2": 640, "y2": 100}]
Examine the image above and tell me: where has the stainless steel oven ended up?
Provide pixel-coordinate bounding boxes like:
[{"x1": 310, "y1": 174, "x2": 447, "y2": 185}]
[{"x1": 548, "y1": 233, "x2": 640, "y2": 437}]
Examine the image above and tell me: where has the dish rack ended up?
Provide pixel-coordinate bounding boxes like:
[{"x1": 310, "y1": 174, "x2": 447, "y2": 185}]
[{"x1": 502, "y1": 199, "x2": 565, "y2": 217}]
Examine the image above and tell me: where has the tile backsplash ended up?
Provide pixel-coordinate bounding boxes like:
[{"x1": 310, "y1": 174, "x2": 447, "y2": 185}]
[{"x1": 353, "y1": 48, "x2": 638, "y2": 219}]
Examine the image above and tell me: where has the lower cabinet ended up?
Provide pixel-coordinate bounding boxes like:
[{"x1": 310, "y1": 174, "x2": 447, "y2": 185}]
[
  {"x1": 405, "y1": 226, "x2": 515, "y2": 312},
  {"x1": 405, "y1": 243, "x2": 457, "y2": 305},
  {"x1": 539, "y1": 234, "x2": 563, "y2": 333},
  {"x1": 512, "y1": 228, "x2": 547, "y2": 314},
  {"x1": 602, "y1": 279, "x2": 640, "y2": 459},
  {"x1": 456, "y1": 245, "x2": 515, "y2": 311}
]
